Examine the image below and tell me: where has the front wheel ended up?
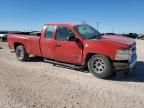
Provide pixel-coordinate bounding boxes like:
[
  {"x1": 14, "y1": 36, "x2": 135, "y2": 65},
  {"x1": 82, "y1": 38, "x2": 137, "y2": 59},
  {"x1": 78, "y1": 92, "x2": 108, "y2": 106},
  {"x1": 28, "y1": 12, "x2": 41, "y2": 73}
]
[
  {"x1": 16, "y1": 45, "x2": 29, "y2": 61},
  {"x1": 88, "y1": 54, "x2": 113, "y2": 79}
]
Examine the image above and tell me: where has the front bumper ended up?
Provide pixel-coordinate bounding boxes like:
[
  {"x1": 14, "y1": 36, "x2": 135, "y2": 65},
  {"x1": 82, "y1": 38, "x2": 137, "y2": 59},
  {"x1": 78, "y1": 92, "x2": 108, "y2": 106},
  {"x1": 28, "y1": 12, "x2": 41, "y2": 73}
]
[{"x1": 113, "y1": 54, "x2": 137, "y2": 71}]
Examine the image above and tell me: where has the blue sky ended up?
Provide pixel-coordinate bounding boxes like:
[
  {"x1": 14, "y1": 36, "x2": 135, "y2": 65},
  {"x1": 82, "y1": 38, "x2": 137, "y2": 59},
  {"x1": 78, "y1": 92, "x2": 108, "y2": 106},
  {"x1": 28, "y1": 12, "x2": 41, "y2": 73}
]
[{"x1": 0, "y1": 0, "x2": 144, "y2": 33}]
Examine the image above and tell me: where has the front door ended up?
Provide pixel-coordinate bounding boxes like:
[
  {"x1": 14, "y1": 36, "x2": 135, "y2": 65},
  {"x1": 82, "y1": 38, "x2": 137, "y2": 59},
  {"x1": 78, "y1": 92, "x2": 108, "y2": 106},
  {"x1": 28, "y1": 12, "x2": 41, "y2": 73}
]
[{"x1": 54, "y1": 26, "x2": 83, "y2": 64}]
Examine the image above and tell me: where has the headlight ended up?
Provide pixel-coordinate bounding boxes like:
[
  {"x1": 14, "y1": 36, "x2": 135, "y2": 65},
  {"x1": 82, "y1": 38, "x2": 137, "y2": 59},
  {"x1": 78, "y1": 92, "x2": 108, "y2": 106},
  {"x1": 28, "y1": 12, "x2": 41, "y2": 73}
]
[{"x1": 115, "y1": 50, "x2": 132, "y2": 60}]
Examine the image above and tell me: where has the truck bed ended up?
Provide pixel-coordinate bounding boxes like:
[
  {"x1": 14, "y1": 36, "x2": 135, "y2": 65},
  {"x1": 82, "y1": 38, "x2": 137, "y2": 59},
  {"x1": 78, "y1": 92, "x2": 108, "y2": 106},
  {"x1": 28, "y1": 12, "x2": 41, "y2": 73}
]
[
  {"x1": 12, "y1": 31, "x2": 41, "y2": 37},
  {"x1": 8, "y1": 32, "x2": 41, "y2": 57}
]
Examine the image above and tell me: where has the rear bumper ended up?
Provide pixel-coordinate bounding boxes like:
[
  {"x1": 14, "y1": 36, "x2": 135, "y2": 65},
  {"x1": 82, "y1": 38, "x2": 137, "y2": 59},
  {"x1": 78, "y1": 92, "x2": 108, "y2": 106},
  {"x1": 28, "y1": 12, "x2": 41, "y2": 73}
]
[{"x1": 113, "y1": 54, "x2": 137, "y2": 71}]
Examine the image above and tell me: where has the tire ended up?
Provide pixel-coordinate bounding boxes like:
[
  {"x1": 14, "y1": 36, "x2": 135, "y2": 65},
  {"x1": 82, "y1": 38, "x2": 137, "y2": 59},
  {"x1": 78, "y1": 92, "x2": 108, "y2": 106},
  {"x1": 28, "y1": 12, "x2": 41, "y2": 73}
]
[
  {"x1": 88, "y1": 54, "x2": 113, "y2": 79},
  {"x1": 16, "y1": 45, "x2": 29, "y2": 61}
]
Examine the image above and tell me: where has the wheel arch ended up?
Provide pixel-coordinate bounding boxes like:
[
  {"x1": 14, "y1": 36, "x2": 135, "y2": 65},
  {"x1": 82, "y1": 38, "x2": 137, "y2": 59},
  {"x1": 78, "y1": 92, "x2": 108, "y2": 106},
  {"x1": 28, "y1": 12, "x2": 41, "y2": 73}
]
[
  {"x1": 14, "y1": 42, "x2": 29, "y2": 53},
  {"x1": 85, "y1": 53, "x2": 113, "y2": 66},
  {"x1": 14, "y1": 42, "x2": 24, "y2": 50}
]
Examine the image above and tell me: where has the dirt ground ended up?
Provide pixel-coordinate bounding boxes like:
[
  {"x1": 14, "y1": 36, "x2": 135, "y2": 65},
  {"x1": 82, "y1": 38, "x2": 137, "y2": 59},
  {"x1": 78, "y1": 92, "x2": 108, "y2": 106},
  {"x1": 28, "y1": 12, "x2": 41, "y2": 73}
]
[{"x1": 0, "y1": 40, "x2": 144, "y2": 108}]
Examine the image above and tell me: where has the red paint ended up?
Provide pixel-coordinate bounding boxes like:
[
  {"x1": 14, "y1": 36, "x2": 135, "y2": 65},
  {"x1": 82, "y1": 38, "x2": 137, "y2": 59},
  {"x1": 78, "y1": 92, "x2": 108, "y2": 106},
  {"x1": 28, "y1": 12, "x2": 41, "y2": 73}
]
[{"x1": 7, "y1": 24, "x2": 136, "y2": 65}]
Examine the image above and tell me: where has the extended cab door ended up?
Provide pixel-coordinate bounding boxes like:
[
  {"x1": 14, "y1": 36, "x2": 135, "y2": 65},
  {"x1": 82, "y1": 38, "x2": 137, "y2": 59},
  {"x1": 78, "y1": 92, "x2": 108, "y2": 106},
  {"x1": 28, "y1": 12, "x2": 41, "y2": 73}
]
[
  {"x1": 41, "y1": 26, "x2": 56, "y2": 59},
  {"x1": 54, "y1": 26, "x2": 83, "y2": 65}
]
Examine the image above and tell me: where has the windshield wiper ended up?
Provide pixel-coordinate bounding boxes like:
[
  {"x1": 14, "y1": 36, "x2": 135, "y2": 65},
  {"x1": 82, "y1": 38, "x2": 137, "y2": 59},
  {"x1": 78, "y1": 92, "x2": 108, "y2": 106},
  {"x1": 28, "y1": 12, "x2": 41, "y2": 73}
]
[{"x1": 88, "y1": 34, "x2": 102, "y2": 39}]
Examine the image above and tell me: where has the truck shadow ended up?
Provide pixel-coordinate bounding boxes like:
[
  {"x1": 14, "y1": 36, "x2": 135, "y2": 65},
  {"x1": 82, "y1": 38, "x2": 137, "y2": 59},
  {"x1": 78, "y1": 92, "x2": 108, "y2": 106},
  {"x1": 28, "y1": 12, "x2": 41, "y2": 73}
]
[
  {"x1": 53, "y1": 65, "x2": 89, "y2": 73},
  {"x1": 111, "y1": 61, "x2": 144, "y2": 82},
  {"x1": 28, "y1": 57, "x2": 89, "y2": 73},
  {"x1": 54, "y1": 61, "x2": 144, "y2": 83},
  {"x1": 28, "y1": 56, "x2": 43, "y2": 62},
  {"x1": 28, "y1": 57, "x2": 144, "y2": 82}
]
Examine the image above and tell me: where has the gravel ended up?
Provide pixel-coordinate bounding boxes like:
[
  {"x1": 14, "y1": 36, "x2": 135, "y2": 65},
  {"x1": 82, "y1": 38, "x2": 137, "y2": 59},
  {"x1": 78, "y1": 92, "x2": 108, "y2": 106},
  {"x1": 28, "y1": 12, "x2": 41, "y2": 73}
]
[{"x1": 0, "y1": 40, "x2": 144, "y2": 108}]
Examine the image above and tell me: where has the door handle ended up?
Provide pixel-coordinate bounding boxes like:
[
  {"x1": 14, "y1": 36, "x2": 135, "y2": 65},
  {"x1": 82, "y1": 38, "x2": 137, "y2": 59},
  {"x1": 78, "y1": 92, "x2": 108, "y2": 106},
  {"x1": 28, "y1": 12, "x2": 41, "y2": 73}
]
[{"x1": 55, "y1": 43, "x2": 61, "y2": 47}]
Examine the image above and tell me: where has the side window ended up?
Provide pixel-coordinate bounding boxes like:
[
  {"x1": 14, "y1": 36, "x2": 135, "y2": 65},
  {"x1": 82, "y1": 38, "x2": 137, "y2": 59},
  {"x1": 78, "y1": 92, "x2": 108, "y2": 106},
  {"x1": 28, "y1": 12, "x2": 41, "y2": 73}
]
[
  {"x1": 56, "y1": 26, "x2": 74, "y2": 41},
  {"x1": 45, "y1": 26, "x2": 55, "y2": 39}
]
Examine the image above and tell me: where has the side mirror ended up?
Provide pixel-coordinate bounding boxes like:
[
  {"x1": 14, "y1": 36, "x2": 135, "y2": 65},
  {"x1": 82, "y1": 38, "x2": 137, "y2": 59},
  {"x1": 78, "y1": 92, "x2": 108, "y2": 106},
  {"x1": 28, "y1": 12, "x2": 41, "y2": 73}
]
[{"x1": 67, "y1": 35, "x2": 79, "y2": 42}]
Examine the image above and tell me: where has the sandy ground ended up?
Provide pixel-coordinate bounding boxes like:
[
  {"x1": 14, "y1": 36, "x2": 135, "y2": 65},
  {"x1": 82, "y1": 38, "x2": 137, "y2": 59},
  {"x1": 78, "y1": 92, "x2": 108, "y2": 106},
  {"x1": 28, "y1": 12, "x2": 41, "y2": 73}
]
[{"x1": 0, "y1": 40, "x2": 144, "y2": 108}]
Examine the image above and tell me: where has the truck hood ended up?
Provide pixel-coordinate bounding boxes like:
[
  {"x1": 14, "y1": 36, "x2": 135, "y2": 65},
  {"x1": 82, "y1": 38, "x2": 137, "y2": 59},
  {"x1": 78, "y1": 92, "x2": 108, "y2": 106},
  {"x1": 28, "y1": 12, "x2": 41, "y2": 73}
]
[{"x1": 98, "y1": 35, "x2": 135, "y2": 48}]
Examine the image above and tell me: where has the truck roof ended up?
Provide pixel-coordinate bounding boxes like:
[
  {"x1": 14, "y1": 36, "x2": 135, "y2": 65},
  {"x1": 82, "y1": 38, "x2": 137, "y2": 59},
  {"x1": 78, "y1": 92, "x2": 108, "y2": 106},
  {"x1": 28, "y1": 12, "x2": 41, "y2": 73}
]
[{"x1": 45, "y1": 23, "x2": 80, "y2": 27}]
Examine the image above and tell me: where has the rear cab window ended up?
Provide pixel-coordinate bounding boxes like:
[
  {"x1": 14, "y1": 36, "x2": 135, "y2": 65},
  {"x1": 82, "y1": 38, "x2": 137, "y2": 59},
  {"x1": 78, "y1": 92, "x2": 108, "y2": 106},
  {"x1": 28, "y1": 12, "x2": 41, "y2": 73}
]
[{"x1": 45, "y1": 26, "x2": 55, "y2": 39}]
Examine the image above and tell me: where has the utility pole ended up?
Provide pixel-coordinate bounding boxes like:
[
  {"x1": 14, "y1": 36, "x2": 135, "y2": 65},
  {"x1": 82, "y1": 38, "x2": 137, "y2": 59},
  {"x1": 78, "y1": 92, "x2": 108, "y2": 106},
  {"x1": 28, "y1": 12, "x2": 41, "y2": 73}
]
[{"x1": 96, "y1": 22, "x2": 99, "y2": 31}]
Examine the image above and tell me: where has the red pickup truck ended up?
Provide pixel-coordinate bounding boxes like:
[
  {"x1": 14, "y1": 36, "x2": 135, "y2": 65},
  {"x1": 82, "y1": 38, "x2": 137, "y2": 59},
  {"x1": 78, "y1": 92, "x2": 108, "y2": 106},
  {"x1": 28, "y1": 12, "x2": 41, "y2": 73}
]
[{"x1": 7, "y1": 24, "x2": 137, "y2": 78}]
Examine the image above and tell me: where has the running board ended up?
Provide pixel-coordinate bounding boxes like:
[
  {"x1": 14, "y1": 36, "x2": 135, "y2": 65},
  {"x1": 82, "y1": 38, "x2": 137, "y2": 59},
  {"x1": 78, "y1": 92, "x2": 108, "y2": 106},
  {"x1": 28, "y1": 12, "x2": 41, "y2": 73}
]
[{"x1": 44, "y1": 58, "x2": 85, "y2": 70}]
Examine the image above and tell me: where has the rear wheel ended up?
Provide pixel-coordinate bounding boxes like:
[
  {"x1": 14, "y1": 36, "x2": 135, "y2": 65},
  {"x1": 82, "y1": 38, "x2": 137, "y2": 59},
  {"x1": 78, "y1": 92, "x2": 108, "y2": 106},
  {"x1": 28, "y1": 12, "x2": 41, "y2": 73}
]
[
  {"x1": 88, "y1": 54, "x2": 113, "y2": 79},
  {"x1": 16, "y1": 45, "x2": 29, "y2": 61}
]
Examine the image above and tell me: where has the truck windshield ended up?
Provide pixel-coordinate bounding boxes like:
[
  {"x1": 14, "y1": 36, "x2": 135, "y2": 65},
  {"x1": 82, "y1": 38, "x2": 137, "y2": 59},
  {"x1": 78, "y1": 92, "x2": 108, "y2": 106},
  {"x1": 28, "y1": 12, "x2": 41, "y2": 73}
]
[{"x1": 74, "y1": 24, "x2": 102, "y2": 39}]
